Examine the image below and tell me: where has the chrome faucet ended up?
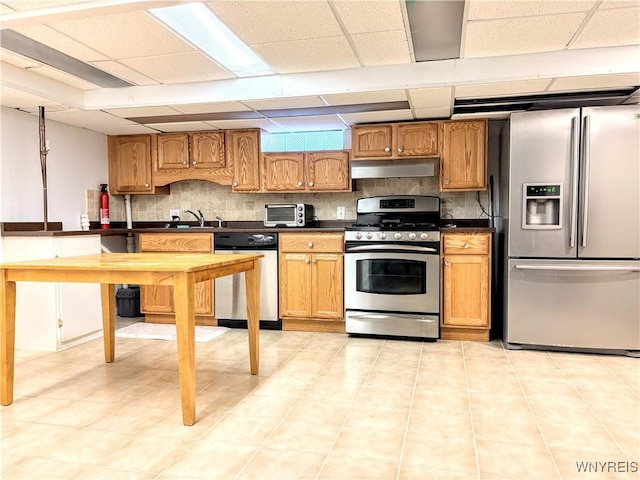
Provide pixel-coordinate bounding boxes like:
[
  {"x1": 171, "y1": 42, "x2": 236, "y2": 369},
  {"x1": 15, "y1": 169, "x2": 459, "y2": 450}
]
[
  {"x1": 215, "y1": 215, "x2": 223, "y2": 228},
  {"x1": 184, "y1": 209, "x2": 205, "y2": 227}
]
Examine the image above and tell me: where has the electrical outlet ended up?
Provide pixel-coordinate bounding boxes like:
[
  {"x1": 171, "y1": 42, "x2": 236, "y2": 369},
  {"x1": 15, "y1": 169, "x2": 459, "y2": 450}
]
[
  {"x1": 337, "y1": 206, "x2": 346, "y2": 220},
  {"x1": 169, "y1": 209, "x2": 180, "y2": 219}
]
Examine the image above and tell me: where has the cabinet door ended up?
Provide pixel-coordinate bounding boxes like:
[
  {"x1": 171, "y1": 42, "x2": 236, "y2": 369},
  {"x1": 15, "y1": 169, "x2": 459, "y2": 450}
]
[
  {"x1": 351, "y1": 125, "x2": 393, "y2": 158},
  {"x1": 311, "y1": 253, "x2": 343, "y2": 319},
  {"x1": 108, "y1": 135, "x2": 153, "y2": 193},
  {"x1": 157, "y1": 133, "x2": 190, "y2": 170},
  {"x1": 227, "y1": 129, "x2": 261, "y2": 192},
  {"x1": 395, "y1": 122, "x2": 439, "y2": 157},
  {"x1": 440, "y1": 120, "x2": 487, "y2": 191},
  {"x1": 442, "y1": 254, "x2": 489, "y2": 328},
  {"x1": 141, "y1": 285, "x2": 174, "y2": 313},
  {"x1": 279, "y1": 253, "x2": 312, "y2": 318},
  {"x1": 191, "y1": 132, "x2": 225, "y2": 169},
  {"x1": 306, "y1": 151, "x2": 350, "y2": 191},
  {"x1": 263, "y1": 153, "x2": 305, "y2": 191}
]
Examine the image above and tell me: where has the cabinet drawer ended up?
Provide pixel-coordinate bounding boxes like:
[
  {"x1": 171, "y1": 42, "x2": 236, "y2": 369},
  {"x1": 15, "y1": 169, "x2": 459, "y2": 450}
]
[
  {"x1": 443, "y1": 234, "x2": 490, "y2": 255},
  {"x1": 139, "y1": 233, "x2": 213, "y2": 252},
  {"x1": 280, "y1": 233, "x2": 344, "y2": 253}
]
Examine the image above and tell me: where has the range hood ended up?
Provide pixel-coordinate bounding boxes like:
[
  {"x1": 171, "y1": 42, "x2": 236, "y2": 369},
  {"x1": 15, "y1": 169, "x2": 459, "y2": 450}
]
[{"x1": 350, "y1": 158, "x2": 437, "y2": 179}]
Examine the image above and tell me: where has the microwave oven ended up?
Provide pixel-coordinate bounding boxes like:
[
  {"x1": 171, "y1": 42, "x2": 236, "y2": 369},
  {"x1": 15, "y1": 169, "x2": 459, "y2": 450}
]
[{"x1": 264, "y1": 204, "x2": 315, "y2": 227}]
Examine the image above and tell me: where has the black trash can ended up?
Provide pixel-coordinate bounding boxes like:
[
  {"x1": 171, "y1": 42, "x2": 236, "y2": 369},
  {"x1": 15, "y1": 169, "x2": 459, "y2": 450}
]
[{"x1": 116, "y1": 285, "x2": 141, "y2": 317}]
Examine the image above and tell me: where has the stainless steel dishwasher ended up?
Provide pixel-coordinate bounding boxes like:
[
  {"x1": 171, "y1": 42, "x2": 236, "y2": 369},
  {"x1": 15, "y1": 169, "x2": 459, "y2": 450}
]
[{"x1": 214, "y1": 233, "x2": 280, "y2": 329}]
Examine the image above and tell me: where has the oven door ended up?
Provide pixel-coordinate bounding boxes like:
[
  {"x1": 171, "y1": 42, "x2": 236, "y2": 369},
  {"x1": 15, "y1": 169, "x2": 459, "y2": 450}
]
[{"x1": 344, "y1": 246, "x2": 440, "y2": 314}]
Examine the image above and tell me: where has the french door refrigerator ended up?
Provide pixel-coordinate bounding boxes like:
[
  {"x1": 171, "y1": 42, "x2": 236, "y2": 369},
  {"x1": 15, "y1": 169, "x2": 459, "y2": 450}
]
[{"x1": 501, "y1": 105, "x2": 640, "y2": 355}]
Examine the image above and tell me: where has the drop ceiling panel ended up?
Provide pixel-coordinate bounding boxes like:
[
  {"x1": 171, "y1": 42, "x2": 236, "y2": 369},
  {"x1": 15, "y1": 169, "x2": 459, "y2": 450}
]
[
  {"x1": 599, "y1": 0, "x2": 639, "y2": 9},
  {"x1": 467, "y1": 1, "x2": 595, "y2": 20},
  {"x1": 173, "y1": 102, "x2": 252, "y2": 114},
  {"x1": 0, "y1": 50, "x2": 42, "y2": 68},
  {"x1": 414, "y1": 107, "x2": 451, "y2": 119},
  {"x1": 119, "y1": 52, "x2": 236, "y2": 84},
  {"x1": 1, "y1": 1, "x2": 76, "y2": 10},
  {"x1": 104, "y1": 106, "x2": 183, "y2": 118},
  {"x1": 46, "y1": 109, "x2": 143, "y2": 134},
  {"x1": 48, "y1": 11, "x2": 194, "y2": 59},
  {"x1": 321, "y1": 90, "x2": 407, "y2": 106},
  {"x1": 207, "y1": 1, "x2": 343, "y2": 44},
  {"x1": 205, "y1": 118, "x2": 283, "y2": 131},
  {"x1": 351, "y1": 31, "x2": 411, "y2": 66},
  {"x1": 242, "y1": 96, "x2": 325, "y2": 110},
  {"x1": 1, "y1": 86, "x2": 65, "y2": 111},
  {"x1": 408, "y1": 87, "x2": 453, "y2": 109},
  {"x1": 548, "y1": 73, "x2": 640, "y2": 91},
  {"x1": 94, "y1": 124, "x2": 160, "y2": 135},
  {"x1": 253, "y1": 37, "x2": 359, "y2": 74},
  {"x1": 339, "y1": 109, "x2": 413, "y2": 125},
  {"x1": 29, "y1": 64, "x2": 100, "y2": 90},
  {"x1": 149, "y1": 122, "x2": 217, "y2": 133},
  {"x1": 89, "y1": 60, "x2": 159, "y2": 86},
  {"x1": 569, "y1": 7, "x2": 640, "y2": 49},
  {"x1": 464, "y1": 13, "x2": 588, "y2": 57},
  {"x1": 331, "y1": 0, "x2": 405, "y2": 34},
  {"x1": 13, "y1": 24, "x2": 109, "y2": 62},
  {"x1": 271, "y1": 114, "x2": 348, "y2": 132},
  {"x1": 455, "y1": 79, "x2": 553, "y2": 98}
]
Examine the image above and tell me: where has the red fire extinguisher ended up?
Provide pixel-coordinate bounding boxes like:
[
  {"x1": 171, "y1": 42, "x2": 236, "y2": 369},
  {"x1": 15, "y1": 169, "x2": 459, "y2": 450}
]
[{"x1": 99, "y1": 183, "x2": 110, "y2": 229}]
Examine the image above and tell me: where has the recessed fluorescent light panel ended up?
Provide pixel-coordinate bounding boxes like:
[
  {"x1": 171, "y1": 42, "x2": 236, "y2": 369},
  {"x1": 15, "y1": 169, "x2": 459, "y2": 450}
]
[{"x1": 149, "y1": 3, "x2": 273, "y2": 77}]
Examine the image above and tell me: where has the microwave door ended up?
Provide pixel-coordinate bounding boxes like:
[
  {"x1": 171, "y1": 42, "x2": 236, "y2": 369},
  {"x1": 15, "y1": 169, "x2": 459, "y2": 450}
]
[{"x1": 507, "y1": 109, "x2": 579, "y2": 259}]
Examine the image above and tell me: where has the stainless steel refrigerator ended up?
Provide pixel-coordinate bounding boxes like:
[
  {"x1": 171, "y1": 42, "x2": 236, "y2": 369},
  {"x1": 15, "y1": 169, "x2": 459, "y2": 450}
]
[{"x1": 500, "y1": 105, "x2": 640, "y2": 355}]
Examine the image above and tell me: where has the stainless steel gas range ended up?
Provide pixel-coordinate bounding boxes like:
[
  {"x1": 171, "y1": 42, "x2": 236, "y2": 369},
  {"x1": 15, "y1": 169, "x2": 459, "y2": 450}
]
[{"x1": 344, "y1": 195, "x2": 441, "y2": 340}]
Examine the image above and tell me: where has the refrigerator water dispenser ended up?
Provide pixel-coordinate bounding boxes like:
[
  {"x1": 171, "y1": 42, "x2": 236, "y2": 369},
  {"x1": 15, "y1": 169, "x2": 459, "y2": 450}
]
[{"x1": 522, "y1": 183, "x2": 562, "y2": 229}]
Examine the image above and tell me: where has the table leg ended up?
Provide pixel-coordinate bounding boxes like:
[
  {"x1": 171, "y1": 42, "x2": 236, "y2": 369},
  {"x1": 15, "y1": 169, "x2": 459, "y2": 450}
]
[
  {"x1": 0, "y1": 269, "x2": 16, "y2": 406},
  {"x1": 245, "y1": 259, "x2": 260, "y2": 375},
  {"x1": 174, "y1": 272, "x2": 196, "y2": 426},
  {"x1": 101, "y1": 283, "x2": 116, "y2": 363}
]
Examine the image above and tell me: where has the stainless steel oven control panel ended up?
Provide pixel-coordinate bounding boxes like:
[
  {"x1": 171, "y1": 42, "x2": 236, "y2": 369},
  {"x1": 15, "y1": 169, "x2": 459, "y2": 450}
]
[{"x1": 345, "y1": 230, "x2": 440, "y2": 242}]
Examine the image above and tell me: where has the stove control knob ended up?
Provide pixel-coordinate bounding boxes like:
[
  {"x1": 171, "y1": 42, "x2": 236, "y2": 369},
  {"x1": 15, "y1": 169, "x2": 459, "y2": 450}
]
[
  {"x1": 355, "y1": 232, "x2": 362, "y2": 240},
  {"x1": 379, "y1": 233, "x2": 387, "y2": 240},
  {"x1": 394, "y1": 233, "x2": 402, "y2": 240},
  {"x1": 420, "y1": 233, "x2": 429, "y2": 240},
  {"x1": 408, "y1": 232, "x2": 417, "y2": 240},
  {"x1": 366, "y1": 232, "x2": 373, "y2": 240}
]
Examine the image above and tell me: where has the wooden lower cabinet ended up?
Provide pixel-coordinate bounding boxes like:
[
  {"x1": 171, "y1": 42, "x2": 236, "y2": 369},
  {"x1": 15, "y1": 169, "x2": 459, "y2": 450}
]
[
  {"x1": 279, "y1": 233, "x2": 344, "y2": 333},
  {"x1": 441, "y1": 232, "x2": 491, "y2": 341},
  {"x1": 138, "y1": 233, "x2": 216, "y2": 325}
]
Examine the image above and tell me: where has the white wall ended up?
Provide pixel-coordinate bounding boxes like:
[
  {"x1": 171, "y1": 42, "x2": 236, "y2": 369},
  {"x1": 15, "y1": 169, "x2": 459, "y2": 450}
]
[{"x1": 0, "y1": 107, "x2": 108, "y2": 230}]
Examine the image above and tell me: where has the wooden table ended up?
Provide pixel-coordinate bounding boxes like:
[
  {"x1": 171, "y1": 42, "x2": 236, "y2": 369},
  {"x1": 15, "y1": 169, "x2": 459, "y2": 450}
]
[{"x1": 0, "y1": 252, "x2": 262, "y2": 425}]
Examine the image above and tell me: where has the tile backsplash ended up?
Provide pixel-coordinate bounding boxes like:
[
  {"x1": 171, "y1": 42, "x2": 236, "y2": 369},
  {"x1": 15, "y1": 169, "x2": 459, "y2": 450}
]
[{"x1": 87, "y1": 178, "x2": 489, "y2": 223}]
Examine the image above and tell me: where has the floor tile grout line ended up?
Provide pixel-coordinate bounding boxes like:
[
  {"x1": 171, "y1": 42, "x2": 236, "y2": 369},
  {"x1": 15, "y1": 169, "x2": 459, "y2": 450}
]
[
  {"x1": 461, "y1": 341, "x2": 483, "y2": 480},
  {"x1": 503, "y1": 341, "x2": 564, "y2": 480},
  {"x1": 313, "y1": 337, "x2": 388, "y2": 480},
  {"x1": 394, "y1": 339, "x2": 424, "y2": 480}
]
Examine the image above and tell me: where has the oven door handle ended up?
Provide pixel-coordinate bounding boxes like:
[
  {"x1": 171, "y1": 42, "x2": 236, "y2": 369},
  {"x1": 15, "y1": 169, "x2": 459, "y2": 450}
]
[
  {"x1": 345, "y1": 245, "x2": 438, "y2": 253},
  {"x1": 348, "y1": 313, "x2": 437, "y2": 323}
]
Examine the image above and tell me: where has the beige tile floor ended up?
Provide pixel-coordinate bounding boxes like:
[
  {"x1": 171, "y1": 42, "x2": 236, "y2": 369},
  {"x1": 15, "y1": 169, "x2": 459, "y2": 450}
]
[{"x1": 1, "y1": 323, "x2": 638, "y2": 480}]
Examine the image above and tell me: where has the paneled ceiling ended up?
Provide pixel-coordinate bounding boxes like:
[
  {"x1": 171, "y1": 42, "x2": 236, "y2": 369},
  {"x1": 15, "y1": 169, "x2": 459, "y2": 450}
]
[{"x1": 1, "y1": 0, "x2": 638, "y2": 135}]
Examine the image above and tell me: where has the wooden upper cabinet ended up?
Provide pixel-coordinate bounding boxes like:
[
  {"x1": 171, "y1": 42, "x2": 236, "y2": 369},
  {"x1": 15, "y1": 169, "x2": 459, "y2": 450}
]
[
  {"x1": 351, "y1": 122, "x2": 439, "y2": 160},
  {"x1": 395, "y1": 122, "x2": 439, "y2": 157},
  {"x1": 263, "y1": 153, "x2": 305, "y2": 191},
  {"x1": 440, "y1": 119, "x2": 488, "y2": 191},
  {"x1": 157, "y1": 133, "x2": 189, "y2": 170},
  {"x1": 227, "y1": 129, "x2": 261, "y2": 192},
  {"x1": 108, "y1": 135, "x2": 155, "y2": 194},
  {"x1": 306, "y1": 151, "x2": 350, "y2": 191},
  {"x1": 191, "y1": 132, "x2": 225, "y2": 169},
  {"x1": 351, "y1": 125, "x2": 393, "y2": 158}
]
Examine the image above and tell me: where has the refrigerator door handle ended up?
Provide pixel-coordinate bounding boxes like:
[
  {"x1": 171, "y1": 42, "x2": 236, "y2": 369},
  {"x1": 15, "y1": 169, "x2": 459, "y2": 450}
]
[
  {"x1": 581, "y1": 115, "x2": 592, "y2": 248},
  {"x1": 515, "y1": 264, "x2": 640, "y2": 273},
  {"x1": 570, "y1": 116, "x2": 580, "y2": 248}
]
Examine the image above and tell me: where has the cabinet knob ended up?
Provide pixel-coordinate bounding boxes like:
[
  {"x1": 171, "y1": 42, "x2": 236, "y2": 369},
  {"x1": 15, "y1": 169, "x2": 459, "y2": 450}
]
[
  {"x1": 183, "y1": 160, "x2": 188, "y2": 165},
  {"x1": 305, "y1": 258, "x2": 310, "y2": 264},
  {"x1": 192, "y1": 160, "x2": 197, "y2": 166},
  {"x1": 297, "y1": 181, "x2": 303, "y2": 186},
  {"x1": 232, "y1": 181, "x2": 238, "y2": 187},
  {"x1": 308, "y1": 181, "x2": 314, "y2": 187},
  {"x1": 311, "y1": 258, "x2": 316, "y2": 264},
  {"x1": 144, "y1": 183, "x2": 150, "y2": 188},
  {"x1": 444, "y1": 259, "x2": 451, "y2": 266},
  {"x1": 463, "y1": 243, "x2": 469, "y2": 249},
  {"x1": 397, "y1": 147, "x2": 403, "y2": 153},
  {"x1": 384, "y1": 147, "x2": 391, "y2": 153},
  {"x1": 443, "y1": 179, "x2": 450, "y2": 185},
  {"x1": 308, "y1": 242, "x2": 313, "y2": 248}
]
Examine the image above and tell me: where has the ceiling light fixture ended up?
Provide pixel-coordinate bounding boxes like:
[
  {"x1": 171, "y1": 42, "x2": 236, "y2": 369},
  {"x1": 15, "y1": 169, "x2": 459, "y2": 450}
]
[{"x1": 149, "y1": 3, "x2": 274, "y2": 78}]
